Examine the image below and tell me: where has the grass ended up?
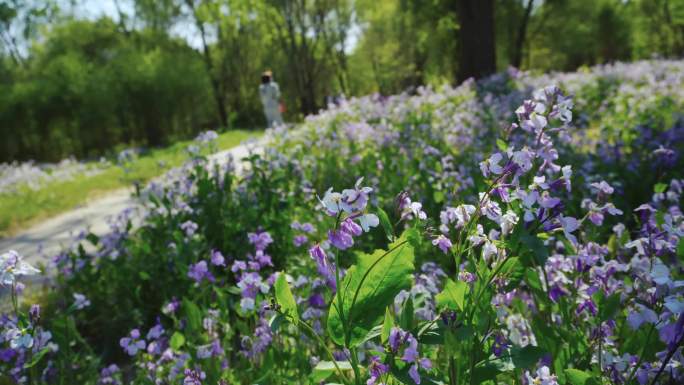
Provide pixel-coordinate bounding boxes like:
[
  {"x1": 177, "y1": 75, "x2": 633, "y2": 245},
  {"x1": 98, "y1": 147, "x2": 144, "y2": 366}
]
[{"x1": 0, "y1": 129, "x2": 262, "y2": 237}]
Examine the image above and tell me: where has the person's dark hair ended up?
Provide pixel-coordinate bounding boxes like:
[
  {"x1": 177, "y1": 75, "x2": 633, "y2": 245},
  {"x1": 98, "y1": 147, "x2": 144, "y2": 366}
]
[{"x1": 261, "y1": 73, "x2": 271, "y2": 84}]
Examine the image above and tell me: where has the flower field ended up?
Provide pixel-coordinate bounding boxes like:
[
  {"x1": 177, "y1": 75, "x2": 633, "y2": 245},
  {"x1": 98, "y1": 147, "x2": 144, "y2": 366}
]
[{"x1": 2, "y1": 60, "x2": 684, "y2": 385}]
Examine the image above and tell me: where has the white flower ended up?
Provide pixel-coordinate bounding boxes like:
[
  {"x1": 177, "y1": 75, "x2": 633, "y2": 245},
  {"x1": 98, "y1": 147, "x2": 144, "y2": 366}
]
[
  {"x1": 650, "y1": 259, "x2": 671, "y2": 286},
  {"x1": 468, "y1": 224, "x2": 486, "y2": 246},
  {"x1": 511, "y1": 147, "x2": 534, "y2": 173},
  {"x1": 500, "y1": 210, "x2": 519, "y2": 235},
  {"x1": 357, "y1": 214, "x2": 379, "y2": 232},
  {"x1": 479, "y1": 153, "x2": 504, "y2": 177},
  {"x1": 482, "y1": 241, "x2": 498, "y2": 262},
  {"x1": 1, "y1": 250, "x2": 40, "y2": 286},
  {"x1": 6, "y1": 328, "x2": 34, "y2": 349},
  {"x1": 558, "y1": 216, "x2": 580, "y2": 245},
  {"x1": 320, "y1": 188, "x2": 343, "y2": 215}
]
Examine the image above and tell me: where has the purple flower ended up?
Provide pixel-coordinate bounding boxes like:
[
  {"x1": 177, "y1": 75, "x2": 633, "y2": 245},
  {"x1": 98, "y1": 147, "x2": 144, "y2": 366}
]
[
  {"x1": 183, "y1": 368, "x2": 206, "y2": 385},
  {"x1": 73, "y1": 293, "x2": 91, "y2": 310},
  {"x1": 340, "y1": 177, "x2": 373, "y2": 213},
  {"x1": 120, "y1": 329, "x2": 146, "y2": 356},
  {"x1": 147, "y1": 322, "x2": 164, "y2": 340},
  {"x1": 29, "y1": 304, "x2": 40, "y2": 323},
  {"x1": 328, "y1": 228, "x2": 354, "y2": 250},
  {"x1": 188, "y1": 261, "x2": 214, "y2": 283},
  {"x1": 293, "y1": 235, "x2": 308, "y2": 247},
  {"x1": 210, "y1": 250, "x2": 225, "y2": 266},
  {"x1": 163, "y1": 297, "x2": 180, "y2": 315},
  {"x1": 98, "y1": 364, "x2": 121, "y2": 385},
  {"x1": 627, "y1": 305, "x2": 658, "y2": 330},
  {"x1": 309, "y1": 245, "x2": 336, "y2": 290},
  {"x1": 388, "y1": 327, "x2": 431, "y2": 384},
  {"x1": 231, "y1": 260, "x2": 247, "y2": 272},
  {"x1": 367, "y1": 355, "x2": 389, "y2": 385},
  {"x1": 432, "y1": 235, "x2": 453, "y2": 254},
  {"x1": 248, "y1": 231, "x2": 273, "y2": 251},
  {"x1": 180, "y1": 220, "x2": 198, "y2": 237},
  {"x1": 398, "y1": 194, "x2": 427, "y2": 221}
]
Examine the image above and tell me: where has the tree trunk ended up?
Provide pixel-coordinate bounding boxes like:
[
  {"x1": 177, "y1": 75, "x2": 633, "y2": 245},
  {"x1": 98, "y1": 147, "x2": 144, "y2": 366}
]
[
  {"x1": 185, "y1": 0, "x2": 229, "y2": 129},
  {"x1": 512, "y1": 0, "x2": 534, "y2": 69},
  {"x1": 456, "y1": 0, "x2": 496, "y2": 82}
]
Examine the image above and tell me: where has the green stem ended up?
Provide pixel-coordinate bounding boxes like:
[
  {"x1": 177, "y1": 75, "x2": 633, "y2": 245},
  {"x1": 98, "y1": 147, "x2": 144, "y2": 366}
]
[
  {"x1": 350, "y1": 347, "x2": 362, "y2": 385},
  {"x1": 625, "y1": 323, "x2": 656, "y2": 384},
  {"x1": 280, "y1": 310, "x2": 352, "y2": 385}
]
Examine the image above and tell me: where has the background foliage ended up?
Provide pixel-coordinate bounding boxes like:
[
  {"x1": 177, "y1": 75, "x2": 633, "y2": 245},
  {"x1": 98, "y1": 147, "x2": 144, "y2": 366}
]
[{"x1": 1, "y1": 0, "x2": 684, "y2": 162}]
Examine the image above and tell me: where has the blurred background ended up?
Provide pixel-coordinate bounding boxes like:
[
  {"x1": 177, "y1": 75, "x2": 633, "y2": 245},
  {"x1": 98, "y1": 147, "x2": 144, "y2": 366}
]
[{"x1": 1, "y1": 0, "x2": 683, "y2": 163}]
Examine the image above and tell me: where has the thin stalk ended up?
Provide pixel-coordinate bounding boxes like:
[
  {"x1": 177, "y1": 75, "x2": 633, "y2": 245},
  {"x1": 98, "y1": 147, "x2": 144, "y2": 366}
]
[
  {"x1": 649, "y1": 332, "x2": 684, "y2": 385},
  {"x1": 625, "y1": 323, "x2": 656, "y2": 384},
  {"x1": 350, "y1": 347, "x2": 362, "y2": 385},
  {"x1": 279, "y1": 310, "x2": 352, "y2": 385}
]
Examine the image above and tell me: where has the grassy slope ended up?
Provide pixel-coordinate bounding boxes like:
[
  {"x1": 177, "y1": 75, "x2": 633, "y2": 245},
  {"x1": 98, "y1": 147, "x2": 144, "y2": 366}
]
[{"x1": 0, "y1": 130, "x2": 262, "y2": 237}]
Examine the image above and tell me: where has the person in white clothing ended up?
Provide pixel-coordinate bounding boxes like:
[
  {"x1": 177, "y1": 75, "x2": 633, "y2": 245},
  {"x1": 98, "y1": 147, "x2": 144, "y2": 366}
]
[{"x1": 259, "y1": 71, "x2": 284, "y2": 128}]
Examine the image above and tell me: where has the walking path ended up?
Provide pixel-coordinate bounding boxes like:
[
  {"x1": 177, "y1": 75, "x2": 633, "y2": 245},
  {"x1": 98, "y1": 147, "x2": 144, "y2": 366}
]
[{"x1": 0, "y1": 139, "x2": 265, "y2": 269}]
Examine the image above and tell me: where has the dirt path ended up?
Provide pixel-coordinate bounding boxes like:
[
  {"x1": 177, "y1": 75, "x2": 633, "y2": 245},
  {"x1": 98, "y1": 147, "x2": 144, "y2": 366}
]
[{"x1": 0, "y1": 139, "x2": 264, "y2": 269}]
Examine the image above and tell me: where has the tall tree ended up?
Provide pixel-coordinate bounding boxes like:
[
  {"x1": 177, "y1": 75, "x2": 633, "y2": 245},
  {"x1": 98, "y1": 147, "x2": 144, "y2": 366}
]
[
  {"x1": 512, "y1": 0, "x2": 533, "y2": 68},
  {"x1": 456, "y1": 0, "x2": 496, "y2": 82},
  {"x1": 184, "y1": 0, "x2": 230, "y2": 128}
]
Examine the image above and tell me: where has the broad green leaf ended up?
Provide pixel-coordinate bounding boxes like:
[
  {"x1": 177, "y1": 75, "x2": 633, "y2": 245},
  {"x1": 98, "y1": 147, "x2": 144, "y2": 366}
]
[
  {"x1": 564, "y1": 368, "x2": 596, "y2": 385},
  {"x1": 436, "y1": 279, "x2": 468, "y2": 311},
  {"x1": 311, "y1": 360, "x2": 352, "y2": 383},
  {"x1": 275, "y1": 273, "x2": 298, "y2": 322},
  {"x1": 654, "y1": 183, "x2": 668, "y2": 193},
  {"x1": 377, "y1": 207, "x2": 395, "y2": 241},
  {"x1": 182, "y1": 299, "x2": 202, "y2": 333},
  {"x1": 170, "y1": 332, "x2": 185, "y2": 350},
  {"x1": 381, "y1": 307, "x2": 393, "y2": 344},
  {"x1": 516, "y1": 230, "x2": 549, "y2": 266},
  {"x1": 509, "y1": 345, "x2": 546, "y2": 369},
  {"x1": 327, "y1": 230, "x2": 416, "y2": 347}
]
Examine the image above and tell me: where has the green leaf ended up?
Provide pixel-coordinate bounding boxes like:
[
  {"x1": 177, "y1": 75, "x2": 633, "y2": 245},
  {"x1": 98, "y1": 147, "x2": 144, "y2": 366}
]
[
  {"x1": 182, "y1": 299, "x2": 202, "y2": 333},
  {"x1": 654, "y1": 183, "x2": 668, "y2": 193},
  {"x1": 381, "y1": 307, "x2": 393, "y2": 344},
  {"x1": 516, "y1": 230, "x2": 549, "y2": 266},
  {"x1": 170, "y1": 332, "x2": 185, "y2": 350},
  {"x1": 377, "y1": 207, "x2": 394, "y2": 241},
  {"x1": 269, "y1": 313, "x2": 285, "y2": 332},
  {"x1": 496, "y1": 138, "x2": 508, "y2": 152},
  {"x1": 436, "y1": 279, "x2": 468, "y2": 311},
  {"x1": 399, "y1": 296, "x2": 414, "y2": 330},
  {"x1": 275, "y1": 273, "x2": 298, "y2": 322},
  {"x1": 564, "y1": 368, "x2": 594, "y2": 385},
  {"x1": 525, "y1": 269, "x2": 543, "y2": 292},
  {"x1": 311, "y1": 360, "x2": 352, "y2": 383},
  {"x1": 24, "y1": 347, "x2": 49, "y2": 368},
  {"x1": 509, "y1": 345, "x2": 546, "y2": 369},
  {"x1": 500, "y1": 257, "x2": 524, "y2": 291},
  {"x1": 677, "y1": 237, "x2": 684, "y2": 261},
  {"x1": 327, "y1": 230, "x2": 416, "y2": 347},
  {"x1": 598, "y1": 292, "x2": 621, "y2": 321}
]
